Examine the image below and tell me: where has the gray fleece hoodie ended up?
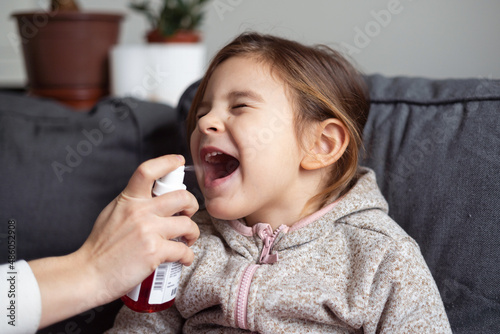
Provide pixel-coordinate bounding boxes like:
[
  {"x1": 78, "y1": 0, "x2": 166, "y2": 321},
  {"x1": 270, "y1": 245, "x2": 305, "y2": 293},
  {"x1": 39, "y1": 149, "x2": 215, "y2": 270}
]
[{"x1": 108, "y1": 168, "x2": 451, "y2": 333}]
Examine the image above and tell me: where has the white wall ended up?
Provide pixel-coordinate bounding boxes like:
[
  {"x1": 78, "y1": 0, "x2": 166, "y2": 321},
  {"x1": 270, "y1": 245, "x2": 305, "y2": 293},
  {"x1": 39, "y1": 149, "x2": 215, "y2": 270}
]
[{"x1": 2, "y1": 0, "x2": 499, "y2": 87}]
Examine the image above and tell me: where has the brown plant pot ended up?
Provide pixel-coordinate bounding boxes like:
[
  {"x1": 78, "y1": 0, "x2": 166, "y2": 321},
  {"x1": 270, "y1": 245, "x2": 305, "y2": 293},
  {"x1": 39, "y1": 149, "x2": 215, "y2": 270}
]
[
  {"x1": 146, "y1": 29, "x2": 201, "y2": 43},
  {"x1": 12, "y1": 11, "x2": 123, "y2": 110}
]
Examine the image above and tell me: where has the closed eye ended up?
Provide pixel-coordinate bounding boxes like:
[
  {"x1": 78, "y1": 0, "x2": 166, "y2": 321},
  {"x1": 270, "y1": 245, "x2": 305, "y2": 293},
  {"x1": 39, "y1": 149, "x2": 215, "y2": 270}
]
[
  {"x1": 233, "y1": 104, "x2": 248, "y2": 109},
  {"x1": 196, "y1": 106, "x2": 210, "y2": 119},
  {"x1": 196, "y1": 112, "x2": 205, "y2": 119}
]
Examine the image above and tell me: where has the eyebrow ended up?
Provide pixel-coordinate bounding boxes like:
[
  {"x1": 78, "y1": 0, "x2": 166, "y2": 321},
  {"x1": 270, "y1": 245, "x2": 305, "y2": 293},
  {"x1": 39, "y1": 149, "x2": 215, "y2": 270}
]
[
  {"x1": 198, "y1": 90, "x2": 265, "y2": 110},
  {"x1": 226, "y1": 90, "x2": 265, "y2": 103},
  {"x1": 197, "y1": 100, "x2": 211, "y2": 110}
]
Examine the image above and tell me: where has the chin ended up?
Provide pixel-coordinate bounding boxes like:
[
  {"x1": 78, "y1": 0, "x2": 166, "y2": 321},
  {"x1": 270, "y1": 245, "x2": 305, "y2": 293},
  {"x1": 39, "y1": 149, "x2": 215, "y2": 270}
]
[{"x1": 205, "y1": 201, "x2": 243, "y2": 222}]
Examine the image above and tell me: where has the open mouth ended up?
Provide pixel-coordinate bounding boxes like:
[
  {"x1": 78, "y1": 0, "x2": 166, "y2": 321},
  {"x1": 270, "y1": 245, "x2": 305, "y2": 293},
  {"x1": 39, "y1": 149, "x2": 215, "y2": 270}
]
[{"x1": 202, "y1": 149, "x2": 240, "y2": 183}]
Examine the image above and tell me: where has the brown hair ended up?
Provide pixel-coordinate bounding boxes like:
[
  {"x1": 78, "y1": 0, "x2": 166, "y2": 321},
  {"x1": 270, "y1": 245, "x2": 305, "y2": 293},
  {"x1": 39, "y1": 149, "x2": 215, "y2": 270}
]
[{"x1": 187, "y1": 32, "x2": 370, "y2": 211}]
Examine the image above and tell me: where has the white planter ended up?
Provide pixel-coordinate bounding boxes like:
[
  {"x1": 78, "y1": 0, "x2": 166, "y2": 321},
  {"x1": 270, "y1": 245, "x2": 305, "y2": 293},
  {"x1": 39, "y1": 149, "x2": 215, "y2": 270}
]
[{"x1": 110, "y1": 43, "x2": 206, "y2": 107}]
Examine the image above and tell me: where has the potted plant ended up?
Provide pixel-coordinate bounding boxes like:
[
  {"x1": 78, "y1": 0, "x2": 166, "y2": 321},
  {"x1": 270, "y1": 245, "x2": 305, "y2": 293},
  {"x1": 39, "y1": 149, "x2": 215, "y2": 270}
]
[
  {"x1": 110, "y1": 0, "x2": 207, "y2": 107},
  {"x1": 129, "y1": 0, "x2": 209, "y2": 43},
  {"x1": 12, "y1": 0, "x2": 123, "y2": 110}
]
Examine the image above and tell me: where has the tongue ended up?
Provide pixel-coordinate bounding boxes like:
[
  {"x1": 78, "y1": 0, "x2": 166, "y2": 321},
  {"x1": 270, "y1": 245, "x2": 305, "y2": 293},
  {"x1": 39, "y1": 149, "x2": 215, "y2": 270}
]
[{"x1": 207, "y1": 154, "x2": 239, "y2": 180}]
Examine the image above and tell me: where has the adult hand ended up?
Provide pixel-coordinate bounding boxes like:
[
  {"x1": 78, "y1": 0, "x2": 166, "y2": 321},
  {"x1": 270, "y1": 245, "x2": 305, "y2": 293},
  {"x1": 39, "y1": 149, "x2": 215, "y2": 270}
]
[{"x1": 29, "y1": 155, "x2": 200, "y2": 328}]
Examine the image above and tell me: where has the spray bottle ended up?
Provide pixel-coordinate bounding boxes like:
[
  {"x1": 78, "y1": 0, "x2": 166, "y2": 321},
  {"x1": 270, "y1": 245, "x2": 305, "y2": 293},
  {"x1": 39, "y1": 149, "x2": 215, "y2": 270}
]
[{"x1": 121, "y1": 165, "x2": 188, "y2": 313}]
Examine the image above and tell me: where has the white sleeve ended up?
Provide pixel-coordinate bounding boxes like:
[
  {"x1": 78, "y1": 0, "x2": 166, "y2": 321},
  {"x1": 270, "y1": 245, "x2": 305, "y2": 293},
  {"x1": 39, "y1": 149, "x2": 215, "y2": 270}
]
[{"x1": 0, "y1": 260, "x2": 41, "y2": 334}]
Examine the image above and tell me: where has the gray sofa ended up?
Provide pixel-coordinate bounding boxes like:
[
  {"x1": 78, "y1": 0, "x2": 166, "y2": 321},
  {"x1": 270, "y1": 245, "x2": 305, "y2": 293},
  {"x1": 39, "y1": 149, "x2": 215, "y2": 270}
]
[
  {"x1": 1, "y1": 74, "x2": 498, "y2": 333},
  {"x1": 362, "y1": 75, "x2": 499, "y2": 333}
]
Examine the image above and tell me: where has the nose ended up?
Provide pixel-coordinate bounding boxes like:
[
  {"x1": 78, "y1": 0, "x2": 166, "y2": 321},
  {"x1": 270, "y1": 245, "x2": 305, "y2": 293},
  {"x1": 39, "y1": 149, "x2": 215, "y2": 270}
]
[{"x1": 197, "y1": 110, "x2": 225, "y2": 134}]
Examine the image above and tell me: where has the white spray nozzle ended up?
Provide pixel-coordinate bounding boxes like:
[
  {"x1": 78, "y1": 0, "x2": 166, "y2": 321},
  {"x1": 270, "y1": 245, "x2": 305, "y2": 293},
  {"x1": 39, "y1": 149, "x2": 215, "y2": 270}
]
[
  {"x1": 158, "y1": 165, "x2": 185, "y2": 184},
  {"x1": 153, "y1": 166, "x2": 187, "y2": 196}
]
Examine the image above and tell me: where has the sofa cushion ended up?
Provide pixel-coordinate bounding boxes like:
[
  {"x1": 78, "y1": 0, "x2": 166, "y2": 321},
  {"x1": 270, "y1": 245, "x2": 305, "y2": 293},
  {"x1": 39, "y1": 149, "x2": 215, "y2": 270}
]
[
  {"x1": 0, "y1": 92, "x2": 186, "y2": 333},
  {"x1": 362, "y1": 75, "x2": 500, "y2": 334}
]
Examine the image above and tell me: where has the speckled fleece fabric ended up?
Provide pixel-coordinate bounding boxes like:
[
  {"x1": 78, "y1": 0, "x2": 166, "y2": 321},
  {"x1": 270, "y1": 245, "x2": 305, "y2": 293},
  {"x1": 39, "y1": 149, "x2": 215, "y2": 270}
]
[{"x1": 107, "y1": 168, "x2": 451, "y2": 333}]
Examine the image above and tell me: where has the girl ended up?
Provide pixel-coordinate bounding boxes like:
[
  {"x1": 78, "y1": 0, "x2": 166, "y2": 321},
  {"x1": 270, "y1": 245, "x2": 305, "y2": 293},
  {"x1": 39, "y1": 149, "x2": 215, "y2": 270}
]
[{"x1": 108, "y1": 33, "x2": 451, "y2": 333}]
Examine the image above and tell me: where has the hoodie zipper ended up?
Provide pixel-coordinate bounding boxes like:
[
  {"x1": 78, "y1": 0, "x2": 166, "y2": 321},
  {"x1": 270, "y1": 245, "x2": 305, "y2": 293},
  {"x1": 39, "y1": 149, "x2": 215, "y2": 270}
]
[
  {"x1": 234, "y1": 224, "x2": 288, "y2": 329},
  {"x1": 235, "y1": 264, "x2": 259, "y2": 329},
  {"x1": 258, "y1": 225, "x2": 287, "y2": 264}
]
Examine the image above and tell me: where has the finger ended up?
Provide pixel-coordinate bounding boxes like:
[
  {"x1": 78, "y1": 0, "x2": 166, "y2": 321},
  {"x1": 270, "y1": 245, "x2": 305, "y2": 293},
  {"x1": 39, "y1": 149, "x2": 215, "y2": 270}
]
[
  {"x1": 159, "y1": 239, "x2": 195, "y2": 266},
  {"x1": 152, "y1": 189, "x2": 199, "y2": 218},
  {"x1": 124, "y1": 155, "x2": 185, "y2": 198},
  {"x1": 156, "y1": 215, "x2": 200, "y2": 247}
]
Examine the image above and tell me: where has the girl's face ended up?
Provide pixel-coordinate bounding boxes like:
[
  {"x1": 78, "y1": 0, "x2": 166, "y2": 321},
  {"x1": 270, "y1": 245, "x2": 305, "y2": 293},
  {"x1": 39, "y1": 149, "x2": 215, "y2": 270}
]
[{"x1": 190, "y1": 56, "x2": 317, "y2": 227}]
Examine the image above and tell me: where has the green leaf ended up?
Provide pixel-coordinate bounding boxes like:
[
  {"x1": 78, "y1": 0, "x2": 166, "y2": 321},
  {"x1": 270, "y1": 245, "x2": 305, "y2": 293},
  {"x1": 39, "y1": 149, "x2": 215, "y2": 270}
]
[{"x1": 129, "y1": 0, "x2": 208, "y2": 37}]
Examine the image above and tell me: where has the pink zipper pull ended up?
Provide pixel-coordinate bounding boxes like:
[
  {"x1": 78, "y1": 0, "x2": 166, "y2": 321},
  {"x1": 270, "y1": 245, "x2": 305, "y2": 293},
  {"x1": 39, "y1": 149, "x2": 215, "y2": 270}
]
[
  {"x1": 259, "y1": 234, "x2": 277, "y2": 264},
  {"x1": 257, "y1": 225, "x2": 287, "y2": 264}
]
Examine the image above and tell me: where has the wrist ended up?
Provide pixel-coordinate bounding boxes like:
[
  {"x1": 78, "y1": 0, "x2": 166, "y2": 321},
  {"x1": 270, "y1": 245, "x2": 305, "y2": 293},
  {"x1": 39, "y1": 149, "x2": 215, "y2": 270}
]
[
  {"x1": 70, "y1": 246, "x2": 115, "y2": 309},
  {"x1": 29, "y1": 250, "x2": 106, "y2": 329}
]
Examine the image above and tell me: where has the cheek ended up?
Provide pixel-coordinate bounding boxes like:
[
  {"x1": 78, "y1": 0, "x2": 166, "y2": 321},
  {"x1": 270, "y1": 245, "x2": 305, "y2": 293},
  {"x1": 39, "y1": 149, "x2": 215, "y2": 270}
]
[
  {"x1": 238, "y1": 124, "x2": 280, "y2": 158},
  {"x1": 190, "y1": 132, "x2": 200, "y2": 160}
]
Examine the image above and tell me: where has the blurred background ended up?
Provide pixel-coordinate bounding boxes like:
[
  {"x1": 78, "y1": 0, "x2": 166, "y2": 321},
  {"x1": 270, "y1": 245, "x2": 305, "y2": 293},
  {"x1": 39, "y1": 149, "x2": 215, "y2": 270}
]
[{"x1": 2, "y1": 0, "x2": 500, "y2": 90}]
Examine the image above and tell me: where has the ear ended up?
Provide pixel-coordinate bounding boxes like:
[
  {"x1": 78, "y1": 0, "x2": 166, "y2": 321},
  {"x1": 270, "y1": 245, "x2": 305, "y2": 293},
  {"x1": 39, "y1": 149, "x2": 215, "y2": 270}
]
[{"x1": 301, "y1": 118, "x2": 350, "y2": 170}]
